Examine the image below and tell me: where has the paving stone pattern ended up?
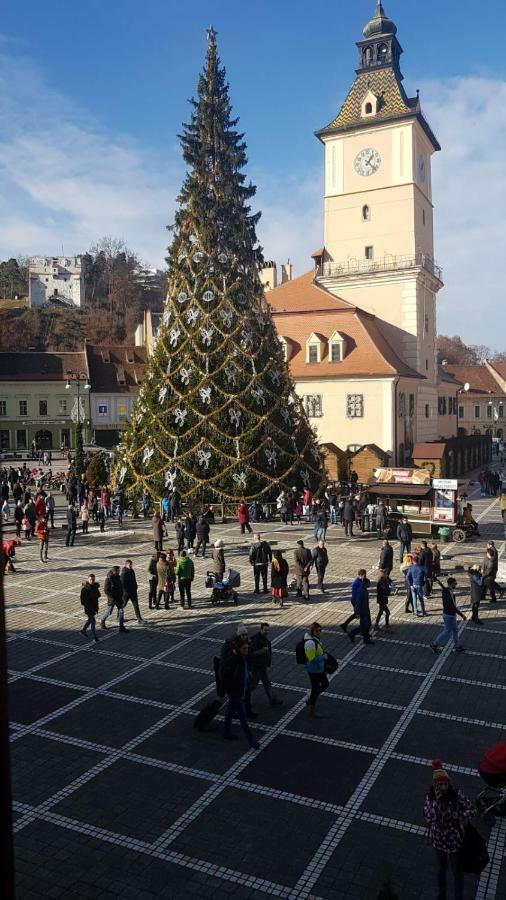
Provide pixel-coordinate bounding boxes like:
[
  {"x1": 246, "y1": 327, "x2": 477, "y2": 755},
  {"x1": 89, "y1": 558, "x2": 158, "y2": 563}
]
[{"x1": 5, "y1": 487, "x2": 506, "y2": 898}]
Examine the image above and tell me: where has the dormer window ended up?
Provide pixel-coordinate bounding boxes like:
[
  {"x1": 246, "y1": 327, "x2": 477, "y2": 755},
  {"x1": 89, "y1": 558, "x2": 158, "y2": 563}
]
[
  {"x1": 306, "y1": 333, "x2": 323, "y2": 364},
  {"x1": 361, "y1": 89, "x2": 379, "y2": 118},
  {"x1": 328, "y1": 330, "x2": 346, "y2": 363}
]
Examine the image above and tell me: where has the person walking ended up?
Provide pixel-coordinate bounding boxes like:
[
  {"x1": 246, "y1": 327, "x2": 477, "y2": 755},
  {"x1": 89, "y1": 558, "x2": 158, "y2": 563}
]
[
  {"x1": 311, "y1": 539, "x2": 329, "y2": 592},
  {"x1": 341, "y1": 569, "x2": 367, "y2": 632},
  {"x1": 121, "y1": 560, "x2": 144, "y2": 624},
  {"x1": 294, "y1": 540, "x2": 312, "y2": 601},
  {"x1": 304, "y1": 622, "x2": 328, "y2": 718},
  {"x1": 349, "y1": 575, "x2": 374, "y2": 645},
  {"x1": 374, "y1": 568, "x2": 391, "y2": 633},
  {"x1": 249, "y1": 623, "x2": 283, "y2": 706},
  {"x1": 80, "y1": 574, "x2": 100, "y2": 642},
  {"x1": 65, "y1": 503, "x2": 77, "y2": 547},
  {"x1": 212, "y1": 539, "x2": 226, "y2": 580},
  {"x1": 175, "y1": 517, "x2": 185, "y2": 555},
  {"x1": 175, "y1": 549, "x2": 194, "y2": 609},
  {"x1": 184, "y1": 512, "x2": 197, "y2": 550},
  {"x1": 195, "y1": 515, "x2": 210, "y2": 558},
  {"x1": 221, "y1": 636, "x2": 260, "y2": 748},
  {"x1": 14, "y1": 500, "x2": 23, "y2": 538},
  {"x1": 81, "y1": 503, "x2": 89, "y2": 534},
  {"x1": 419, "y1": 540, "x2": 434, "y2": 597},
  {"x1": 430, "y1": 577, "x2": 466, "y2": 654},
  {"x1": 45, "y1": 492, "x2": 55, "y2": 529},
  {"x1": 375, "y1": 500, "x2": 386, "y2": 539},
  {"x1": 271, "y1": 550, "x2": 289, "y2": 606},
  {"x1": 237, "y1": 499, "x2": 252, "y2": 534},
  {"x1": 483, "y1": 547, "x2": 498, "y2": 604},
  {"x1": 101, "y1": 566, "x2": 127, "y2": 631},
  {"x1": 166, "y1": 548, "x2": 176, "y2": 606},
  {"x1": 407, "y1": 556, "x2": 427, "y2": 617},
  {"x1": 34, "y1": 514, "x2": 49, "y2": 563},
  {"x1": 25, "y1": 499, "x2": 37, "y2": 538},
  {"x1": 152, "y1": 511, "x2": 164, "y2": 552},
  {"x1": 423, "y1": 760, "x2": 474, "y2": 900},
  {"x1": 314, "y1": 503, "x2": 328, "y2": 541},
  {"x1": 379, "y1": 538, "x2": 394, "y2": 578},
  {"x1": 148, "y1": 552, "x2": 159, "y2": 609},
  {"x1": 396, "y1": 516, "x2": 413, "y2": 562},
  {"x1": 249, "y1": 533, "x2": 272, "y2": 594},
  {"x1": 156, "y1": 552, "x2": 169, "y2": 609},
  {"x1": 468, "y1": 565, "x2": 484, "y2": 625}
]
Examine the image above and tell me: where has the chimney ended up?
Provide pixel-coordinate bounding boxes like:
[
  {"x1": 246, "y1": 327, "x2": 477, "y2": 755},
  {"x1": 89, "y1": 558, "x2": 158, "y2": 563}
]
[
  {"x1": 281, "y1": 260, "x2": 293, "y2": 284},
  {"x1": 259, "y1": 261, "x2": 277, "y2": 292}
]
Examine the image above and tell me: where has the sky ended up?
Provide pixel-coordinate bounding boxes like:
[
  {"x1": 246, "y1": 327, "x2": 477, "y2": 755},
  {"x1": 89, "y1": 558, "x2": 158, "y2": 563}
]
[{"x1": 0, "y1": 0, "x2": 505, "y2": 346}]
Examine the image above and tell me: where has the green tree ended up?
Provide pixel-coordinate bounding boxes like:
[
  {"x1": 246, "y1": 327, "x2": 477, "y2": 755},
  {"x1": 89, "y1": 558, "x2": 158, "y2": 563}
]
[
  {"x1": 86, "y1": 452, "x2": 109, "y2": 488},
  {"x1": 116, "y1": 29, "x2": 323, "y2": 503}
]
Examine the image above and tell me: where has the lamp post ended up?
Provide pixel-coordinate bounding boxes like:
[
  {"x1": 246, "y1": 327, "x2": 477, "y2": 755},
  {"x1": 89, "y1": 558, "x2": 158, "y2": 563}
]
[
  {"x1": 487, "y1": 401, "x2": 499, "y2": 439},
  {"x1": 66, "y1": 371, "x2": 90, "y2": 478}
]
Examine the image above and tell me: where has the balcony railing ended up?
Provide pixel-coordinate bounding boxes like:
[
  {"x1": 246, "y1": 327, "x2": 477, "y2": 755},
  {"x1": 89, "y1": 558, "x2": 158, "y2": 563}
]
[{"x1": 317, "y1": 252, "x2": 443, "y2": 282}]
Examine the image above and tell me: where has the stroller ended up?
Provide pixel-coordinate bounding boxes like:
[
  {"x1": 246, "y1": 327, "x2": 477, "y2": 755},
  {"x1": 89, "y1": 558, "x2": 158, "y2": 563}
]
[
  {"x1": 476, "y1": 741, "x2": 506, "y2": 816},
  {"x1": 205, "y1": 568, "x2": 240, "y2": 606}
]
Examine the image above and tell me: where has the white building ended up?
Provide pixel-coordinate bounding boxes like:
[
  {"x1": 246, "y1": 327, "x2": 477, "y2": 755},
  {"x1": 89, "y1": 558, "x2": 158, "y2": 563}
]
[{"x1": 29, "y1": 256, "x2": 84, "y2": 308}]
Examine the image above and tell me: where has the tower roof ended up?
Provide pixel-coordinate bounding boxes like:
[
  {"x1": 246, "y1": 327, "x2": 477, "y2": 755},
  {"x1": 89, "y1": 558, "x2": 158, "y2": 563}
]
[{"x1": 363, "y1": 2, "x2": 397, "y2": 39}]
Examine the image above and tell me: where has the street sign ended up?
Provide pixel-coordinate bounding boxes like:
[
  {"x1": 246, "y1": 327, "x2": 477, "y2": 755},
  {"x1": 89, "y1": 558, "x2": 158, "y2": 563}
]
[{"x1": 433, "y1": 479, "x2": 458, "y2": 490}]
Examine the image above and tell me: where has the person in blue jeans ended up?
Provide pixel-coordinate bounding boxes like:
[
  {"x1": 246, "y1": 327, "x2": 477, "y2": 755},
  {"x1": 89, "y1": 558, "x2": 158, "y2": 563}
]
[
  {"x1": 407, "y1": 558, "x2": 427, "y2": 617},
  {"x1": 222, "y1": 637, "x2": 260, "y2": 749},
  {"x1": 431, "y1": 578, "x2": 466, "y2": 654}
]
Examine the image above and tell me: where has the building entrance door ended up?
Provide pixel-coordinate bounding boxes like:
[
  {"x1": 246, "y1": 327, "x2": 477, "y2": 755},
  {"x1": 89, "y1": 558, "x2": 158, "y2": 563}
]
[{"x1": 35, "y1": 429, "x2": 53, "y2": 450}]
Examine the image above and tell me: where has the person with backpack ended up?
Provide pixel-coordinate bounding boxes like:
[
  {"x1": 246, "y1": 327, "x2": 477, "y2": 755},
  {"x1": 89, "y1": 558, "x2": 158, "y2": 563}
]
[
  {"x1": 423, "y1": 759, "x2": 474, "y2": 900},
  {"x1": 271, "y1": 550, "x2": 289, "y2": 606},
  {"x1": 299, "y1": 622, "x2": 328, "y2": 718},
  {"x1": 100, "y1": 566, "x2": 127, "y2": 632},
  {"x1": 249, "y1": 533, "x2": 272, "y2": 594},
  {"x1": 430, "y1": 577, "x2": 466, "y2": 654}
]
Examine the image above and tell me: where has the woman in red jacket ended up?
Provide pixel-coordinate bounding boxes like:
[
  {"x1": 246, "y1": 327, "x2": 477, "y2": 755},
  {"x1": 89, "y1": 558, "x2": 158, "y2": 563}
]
[{"x1": 237, "y1": 500, "x2": 252, "y2": 534}]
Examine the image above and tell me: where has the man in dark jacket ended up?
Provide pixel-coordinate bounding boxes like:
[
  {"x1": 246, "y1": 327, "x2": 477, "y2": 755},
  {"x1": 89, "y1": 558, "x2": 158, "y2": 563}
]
[
  {"x1": 294, "y1": 540, "x2": 312, "y2": 600},
  {"x1": 221, "y1": 637, "x2": 260, "y2": 748},
  {"x1": 249, "y1": 533, "x2": 272, "y2": 593},
  {"x1": 396, "y1": 517, "x2": 412, "y2": 563},
  {"x1": 101, "y1": 566, "x2": 127, "y2": 631},
  {"x1": 152, "y1": 512, "x2": 164, "y2": 551},
  {"x1": 65, "y1": 504, "x2": 77, "y2": 547},
  {"x1": 342, "y1": 498, "x2": 355, "y2": 537},
  {"x1": 430, "y1": 577, "x2": 466, "y2": 653},
  {"x1": 175, "y1": 518, "x2": 185, "y2": 555},
  {"x1": 80, "y1": 574, "x2": 100, "y2": 641},
  {"x1": 195, "y1": 516, "x2": 210, "y2": 558},
  {"x1": 121, "y1": 559, "x2": 144, "y2": 623},
  {"x1": 249, "y1": 623, "x2": 283, "y2": 706},
  {"x1": 184, "y1": 512, "x2": 196, "y2": 549},
  {"x1": 379, "y1": 539, "x2": 393, "y2": 578},
  {"x1": 312, "y1": 539, "x2": 329, "y2": 592},
  {"x1": 419, "y1": 541, "x2": 434, "y2": 597},
  {"x1": 348, "y1": 577, "x2": 374, "y2": 645},
  {"x1": 376, "y1": 500, "x2": 386, "y2": 538}
]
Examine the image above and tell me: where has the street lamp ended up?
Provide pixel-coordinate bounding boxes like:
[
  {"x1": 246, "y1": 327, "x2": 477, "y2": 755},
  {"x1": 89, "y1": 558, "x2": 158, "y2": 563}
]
[{"x1": 66, "y1": 371, "x2": 90, "y2": 478}]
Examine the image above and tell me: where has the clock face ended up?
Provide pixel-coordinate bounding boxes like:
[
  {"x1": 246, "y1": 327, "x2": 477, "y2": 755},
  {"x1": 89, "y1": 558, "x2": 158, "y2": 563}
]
[
  {"x1": 418, "y1": 155, "x2": 426, "y2": 183},
  {"x1": 354, "y1": 148, "x2": 381, "y2": 177}
]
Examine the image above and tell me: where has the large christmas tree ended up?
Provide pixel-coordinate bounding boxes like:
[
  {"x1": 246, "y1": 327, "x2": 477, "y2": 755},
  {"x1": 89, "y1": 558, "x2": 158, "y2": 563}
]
[{"x1": 116, "y1": 28, "x2": 323, "y2": 503}]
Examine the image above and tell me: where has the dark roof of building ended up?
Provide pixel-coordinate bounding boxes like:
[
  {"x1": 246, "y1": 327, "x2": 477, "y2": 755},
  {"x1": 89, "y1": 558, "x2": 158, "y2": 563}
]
[
  {"x1": 85, "y1": 345, "x2": 147, "y2": 393},
  {"x1": 0, "y1": 351, "x2": 88, "y2": 382},
  {"x1": 413, "y1": 442, "x2": 447, "y2": 459},
  {"x1": 443, "y1": 364, "x2": 503, "y2": 396}
]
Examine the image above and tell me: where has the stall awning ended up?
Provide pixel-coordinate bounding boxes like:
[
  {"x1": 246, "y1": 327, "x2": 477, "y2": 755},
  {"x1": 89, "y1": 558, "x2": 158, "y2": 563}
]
[{"x1": 367, "y1": 483, "x2": 432, "y2": 498}]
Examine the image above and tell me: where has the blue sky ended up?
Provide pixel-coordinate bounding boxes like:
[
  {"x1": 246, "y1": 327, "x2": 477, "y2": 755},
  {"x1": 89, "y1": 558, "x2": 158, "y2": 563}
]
[{"x1": 1, "y1": 0, "x2": 505, "y2": 344}]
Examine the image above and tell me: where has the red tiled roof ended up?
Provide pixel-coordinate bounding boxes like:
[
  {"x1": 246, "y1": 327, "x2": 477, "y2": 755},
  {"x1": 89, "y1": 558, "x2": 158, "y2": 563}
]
[
  {"x1": 489, "y1": 363, "x2": 506, "y2": 381},
  {"x1": 0, "y1": 351, "x2": 88, "y2": 382},
  {"x1": 85, "y1": 345, "x2": 147, "y2": 394},
  {"x1": 413, "y1": 442, "x2": 447, "y2": 459},
  {"x1": 267, "y1": 270, "x2": 354, "y2": 313},
  {"x1": 443, "y1": 365, "x2": 502, "y2": 396},
  {"x1": 273, "y1": 307, "x2": 421, "y2": 379}
]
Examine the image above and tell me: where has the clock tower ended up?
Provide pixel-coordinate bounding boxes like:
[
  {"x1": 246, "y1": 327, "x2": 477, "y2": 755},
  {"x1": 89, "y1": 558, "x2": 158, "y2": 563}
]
[{"x1": 315, "y1": 1, "x2": 443, "y2": 398}]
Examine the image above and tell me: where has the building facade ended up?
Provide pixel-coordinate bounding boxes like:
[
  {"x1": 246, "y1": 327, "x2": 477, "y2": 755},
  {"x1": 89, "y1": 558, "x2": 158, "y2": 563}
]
[
  {"x1": 443, "y1": 363, "x2": 506, "y2": 439},
  {"x1": 29, "y1": 256, "x2": 84, "y2": 308},
  {"x1": 267, "y1": 2, "x2": 460, "y2": 466},
  {"x1": 0, "y1": 352, "x2": 90, "y2": 451},
  {"x1": 85, "y1": 345, "x2": 147, "y2": 447}
]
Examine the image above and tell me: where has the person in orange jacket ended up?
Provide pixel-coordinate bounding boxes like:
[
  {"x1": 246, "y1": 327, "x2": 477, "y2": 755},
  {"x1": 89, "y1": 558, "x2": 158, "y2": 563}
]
[{"x1": 34, "y1": 514, "x2": 49, "y2": 563}]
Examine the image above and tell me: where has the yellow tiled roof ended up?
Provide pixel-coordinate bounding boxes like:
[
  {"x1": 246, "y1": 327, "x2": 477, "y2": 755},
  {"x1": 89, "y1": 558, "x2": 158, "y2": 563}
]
[{"x1": 322, "y1": 69, "x2": 412, "y2": 133}]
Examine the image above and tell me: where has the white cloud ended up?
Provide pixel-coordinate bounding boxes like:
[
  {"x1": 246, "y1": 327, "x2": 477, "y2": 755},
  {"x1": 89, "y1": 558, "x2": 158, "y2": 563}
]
[{"x1": 421, "y1": 76, "x2": 506, "y2": 348}]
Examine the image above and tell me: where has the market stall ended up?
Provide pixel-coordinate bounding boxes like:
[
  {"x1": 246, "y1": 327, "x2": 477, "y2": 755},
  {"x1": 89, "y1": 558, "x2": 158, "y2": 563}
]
[{"x1": 366, "y1": 468, "x2": 466, "y2": 540}]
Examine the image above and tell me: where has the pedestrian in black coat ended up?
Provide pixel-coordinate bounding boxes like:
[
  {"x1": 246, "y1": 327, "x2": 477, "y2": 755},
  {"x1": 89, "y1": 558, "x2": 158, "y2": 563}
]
[
  {"x1": 80, "y1": 574, "x2": 100, "y2": 641},
  {"x1": 65, "y1": 504, "x2": 77, "y2": 547},
  {"x1": 195, "y1": 516, "x2": 210, "y2": 558},
  {"x1": 379, "y1": 539, "x2": 393, "y2": 577},
  {"x1": 184, "y1": 513, "x2": 196, "y2": 549},
  {"x1": 121, "y1": 560, "x2": 144, "y2": 623},
  {"x1": 311, "y1": 540, "x2": 329, "y2": 592}
]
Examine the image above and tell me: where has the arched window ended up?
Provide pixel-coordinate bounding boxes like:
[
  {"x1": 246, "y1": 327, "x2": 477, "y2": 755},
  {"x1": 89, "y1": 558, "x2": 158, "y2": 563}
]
[
  {"x1": 363, "y1": 45, "x2": 373, "y2": 66},
  {"x1": 378, "y1": 43, "x2": 388, "y2": 60},
  {"x1": 362, "y1": 205, "x2": 370, "y2": 221},
  {"x1": 365, "y1": 102, "x2": 373, "y2": 115}
]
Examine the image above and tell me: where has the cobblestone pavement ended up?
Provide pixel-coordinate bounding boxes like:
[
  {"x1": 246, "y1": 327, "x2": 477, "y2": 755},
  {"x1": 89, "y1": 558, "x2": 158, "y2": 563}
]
[{"x1": 5, "y1": 485, "x2": 506, "y2": 899}]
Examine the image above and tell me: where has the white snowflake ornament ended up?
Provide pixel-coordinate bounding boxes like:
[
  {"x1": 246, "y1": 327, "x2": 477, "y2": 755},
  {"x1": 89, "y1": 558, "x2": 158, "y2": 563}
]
[
  {"x1": 174, "y1": 407, "x2": 187, "y2": 427},
  {"x1": 251, "y1": 386, "x2": 266, "y2": 406},
  {"x1": 180, "y1": 366, "x2": 192, "y2": 385},
  {"x1": 196, "y1": 448, "x2": 211, "y2": 469},
  {"x1": 143, "y1": 446, "x2": 154, "y2": 464},
  {"x1": 265, "y1": 447, "x2": 278, "y2": 467},
  {"x1": 233, "y1": 471, "x2": 247, "y2": 490},
  {"x1": 200, "y1": 326, "x2": 214, "y2": 347},
  {"x1": 158, "y1": 385, "x2": 168, "y2": 404},
  {"x1": 199, "y1": 386, "x2": 212, "y2": 405},
  {"x1": 169, "y1": 327, "x2": 181, "y2": 348},
  {"x1": 229, "y1": 407, "x2": 242, "y2": 428}
]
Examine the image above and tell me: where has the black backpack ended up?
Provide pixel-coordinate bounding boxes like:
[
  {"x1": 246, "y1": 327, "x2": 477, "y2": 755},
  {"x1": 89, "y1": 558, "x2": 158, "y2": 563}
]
[{"x1": 295, "y1": 637, "x2": 307, "y2": 665}]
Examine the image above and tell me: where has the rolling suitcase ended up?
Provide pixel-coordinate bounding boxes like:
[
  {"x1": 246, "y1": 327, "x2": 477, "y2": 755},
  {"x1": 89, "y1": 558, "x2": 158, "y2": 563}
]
[{"x1": 193, "y1": 698, "x2": 224, "y2": 732}]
